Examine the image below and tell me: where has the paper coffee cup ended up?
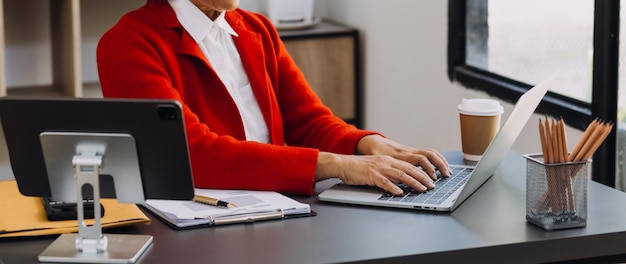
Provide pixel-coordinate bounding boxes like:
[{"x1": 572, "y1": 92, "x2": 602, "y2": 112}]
[{"x1": 457, "y1": 99, "x2": 503, "y2": 161}]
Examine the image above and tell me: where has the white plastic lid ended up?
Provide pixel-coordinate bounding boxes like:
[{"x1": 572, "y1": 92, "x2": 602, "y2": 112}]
[{"x1": 457, "y1": 98, "x2": 504, "y2": 116}]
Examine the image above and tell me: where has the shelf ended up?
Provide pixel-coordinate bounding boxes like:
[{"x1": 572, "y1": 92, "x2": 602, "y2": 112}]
[{"x1": 0, "y1": 0, "x2": 141, "y2": 98}]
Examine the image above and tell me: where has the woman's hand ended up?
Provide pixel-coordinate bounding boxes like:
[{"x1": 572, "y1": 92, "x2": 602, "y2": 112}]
[
  {"x1": 315, "y1": 135, "x2": 451, "y2": 196},
  {"x1": 357, "y1": 135, "x2": 451, "y2": 180}
]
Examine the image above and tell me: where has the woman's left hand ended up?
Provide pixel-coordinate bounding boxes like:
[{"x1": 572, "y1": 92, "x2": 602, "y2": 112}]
[{"x1": 356, "y1": 135, "x2": 452, "y2": 179}]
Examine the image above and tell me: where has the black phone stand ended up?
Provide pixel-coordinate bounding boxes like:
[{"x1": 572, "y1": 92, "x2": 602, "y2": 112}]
[{"x1": 42, "y1": 196, "x2": 105, "y2": 221}]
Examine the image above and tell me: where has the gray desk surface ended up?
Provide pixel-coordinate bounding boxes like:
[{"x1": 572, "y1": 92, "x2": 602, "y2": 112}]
[{"x1": 2, "y1": 151, "x2": 626, "y2": 264}]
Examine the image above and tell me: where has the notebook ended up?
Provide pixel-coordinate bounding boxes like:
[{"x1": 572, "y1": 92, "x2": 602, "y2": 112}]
[
  {"x1": 318, "y1": 78, "x2": 551, "y2": 212},
  {"x1": 143, "y1": 188, "x2": 314, "y2": 229}
]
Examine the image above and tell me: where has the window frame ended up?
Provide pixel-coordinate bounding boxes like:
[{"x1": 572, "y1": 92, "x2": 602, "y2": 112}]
[{"x1": 447, "y1": 0, "x2": 619, "y2": 187}]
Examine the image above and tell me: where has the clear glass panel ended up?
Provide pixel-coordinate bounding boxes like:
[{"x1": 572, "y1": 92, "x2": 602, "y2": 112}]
[
  {"x1": 467, "y1": 0, "x2": 594, "y2": 103},
  {"x1": 617, "y1": 1, "x2": 626, "y2": 191}
]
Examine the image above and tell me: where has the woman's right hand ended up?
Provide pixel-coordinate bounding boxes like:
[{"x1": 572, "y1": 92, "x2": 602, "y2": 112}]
[{"x1": 315, "y1": 152, "x2": 438, "y2": 196}]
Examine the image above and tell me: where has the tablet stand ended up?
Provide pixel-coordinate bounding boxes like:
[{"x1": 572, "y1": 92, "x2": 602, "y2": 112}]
[{"x1": 38, "y1": 151, "x2": 153, "y2": 263}]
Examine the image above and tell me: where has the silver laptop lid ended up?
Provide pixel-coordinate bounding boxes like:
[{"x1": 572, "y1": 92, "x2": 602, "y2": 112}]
[{"x1": 450, "y1": 78, "x2": 551, "y2": 211}]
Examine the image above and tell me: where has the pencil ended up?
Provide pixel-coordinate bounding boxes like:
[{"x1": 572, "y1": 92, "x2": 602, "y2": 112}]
[
  {"x1": 544, "y1": 118, "x2": 554, "y2": 163},
  {"x1": 580, "y1": 121, "x2": 613, "y2": 161},
  {"x1": 550, "y1": 118, "x2": 559, "y2": 162},
  {"x1": 559, "y1": 119, "x2": 568, "y2": 162},
  {"x1": 573, "y1": 121, "x2": 606, "y2": 162},
  {"x1": 538, "y1": 119, "x2": 548, "y2": 162},
  {"x1": 568, "y1": 119, "x2": 599, "y2": 162}
]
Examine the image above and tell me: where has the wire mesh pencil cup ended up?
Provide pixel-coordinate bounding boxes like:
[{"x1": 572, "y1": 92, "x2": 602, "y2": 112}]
[{"x1": 525, "y1": 154, "x2": 590, "y2": 230}]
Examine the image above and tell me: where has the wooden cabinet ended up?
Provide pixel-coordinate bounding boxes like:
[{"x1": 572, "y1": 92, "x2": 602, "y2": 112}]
[{"x1": 279, "y1": 21, "x2": 361, "y2": 127}]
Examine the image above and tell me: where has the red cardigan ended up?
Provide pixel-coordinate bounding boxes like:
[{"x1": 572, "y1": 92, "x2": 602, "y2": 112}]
[{"x1": 97, "y1": 0, "x2": 377, "y2": 195}]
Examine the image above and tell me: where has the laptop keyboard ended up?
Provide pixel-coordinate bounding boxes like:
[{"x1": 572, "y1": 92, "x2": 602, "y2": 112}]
[{"x1": 377, "y1": 166, "x2": 473, "y2": 205}]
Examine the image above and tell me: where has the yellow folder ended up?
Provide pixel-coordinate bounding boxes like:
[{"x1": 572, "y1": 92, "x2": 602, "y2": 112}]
[{"x1": 0, "y1": 180, "x2": 150, "y2": 238}]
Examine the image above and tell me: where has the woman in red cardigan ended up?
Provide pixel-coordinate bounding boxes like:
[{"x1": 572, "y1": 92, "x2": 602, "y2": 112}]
[{"x1": 97, "y1": 0, "x2": 451, "y2": 196}]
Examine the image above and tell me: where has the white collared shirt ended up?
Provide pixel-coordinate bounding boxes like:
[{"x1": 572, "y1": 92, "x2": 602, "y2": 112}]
[{"x1": 169, "y1": 0, "x2": 269, "y2": 143}]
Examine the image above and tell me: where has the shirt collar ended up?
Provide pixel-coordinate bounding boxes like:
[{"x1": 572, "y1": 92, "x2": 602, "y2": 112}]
[{"x1": 168, "y1": 0, "x2": 239, "y2": 44}]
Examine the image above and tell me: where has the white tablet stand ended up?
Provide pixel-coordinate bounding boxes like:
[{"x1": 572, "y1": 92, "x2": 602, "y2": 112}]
[{"x1": 38, "y1": 133, "x2": 152, "y2": 263}]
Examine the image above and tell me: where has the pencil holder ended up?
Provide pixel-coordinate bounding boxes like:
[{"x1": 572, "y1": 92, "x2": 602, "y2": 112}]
[{"x1": 524, "y1": 154, "x2": 590, "y2": 230}]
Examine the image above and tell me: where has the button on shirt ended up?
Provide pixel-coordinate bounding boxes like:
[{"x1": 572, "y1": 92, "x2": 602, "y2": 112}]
[{"x1": 169, "y1": 0, "x2": 270, "y2": 143}]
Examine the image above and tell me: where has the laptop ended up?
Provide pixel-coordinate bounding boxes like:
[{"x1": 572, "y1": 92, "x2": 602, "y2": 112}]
[{"x1": 318, "y1": 79, "x2": 551, "y2": 212}]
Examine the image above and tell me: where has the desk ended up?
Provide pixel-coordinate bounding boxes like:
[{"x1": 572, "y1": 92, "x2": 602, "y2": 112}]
[{"x1": 2, "y1": 151, "x2": 626, "y2": 263}]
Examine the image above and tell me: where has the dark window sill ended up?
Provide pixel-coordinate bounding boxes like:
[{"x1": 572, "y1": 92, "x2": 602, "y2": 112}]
[{"x1": 451, "y1": 65, "x2": 593, "y2": 131}]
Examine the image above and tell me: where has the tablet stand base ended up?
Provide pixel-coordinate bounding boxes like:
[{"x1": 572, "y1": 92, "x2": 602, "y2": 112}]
[
  {"x1": 38, "y1": 233, "x2": 153, "y2": 264},
  {"x1": 38, "y1": 151, "x2": 152, "y2": 263}
]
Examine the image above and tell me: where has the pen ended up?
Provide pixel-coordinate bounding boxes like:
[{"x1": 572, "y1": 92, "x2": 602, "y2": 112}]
[{"x1": 193, "y1": 195, "x2": 237, "y2": 208}]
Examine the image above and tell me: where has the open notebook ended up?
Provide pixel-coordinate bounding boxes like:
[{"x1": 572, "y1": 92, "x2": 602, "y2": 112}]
[
  {"x1": 319, "y1": 78, "x2": 551, "y2": 212},
  {"x1": 144, "y1": 188, "x2": 314, "y2": 229}
]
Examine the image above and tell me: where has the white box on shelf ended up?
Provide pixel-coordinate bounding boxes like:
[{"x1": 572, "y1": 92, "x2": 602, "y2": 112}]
[{"x1": 262, "y1": 0, "x2": 315, "y2": 25}]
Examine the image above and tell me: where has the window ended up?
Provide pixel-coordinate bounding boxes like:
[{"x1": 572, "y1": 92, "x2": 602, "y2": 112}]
[
  {"x1": 448, "y1": 0, "x2": 621, "y2": 189},
  {"x1": 617, "y1": 1, "x2": 626, "y2": 190}
]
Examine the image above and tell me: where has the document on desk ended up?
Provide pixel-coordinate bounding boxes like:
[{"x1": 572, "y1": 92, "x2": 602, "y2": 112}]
[{"x1": 143, "y1": 188, "x2": 313, "y2": 229}]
